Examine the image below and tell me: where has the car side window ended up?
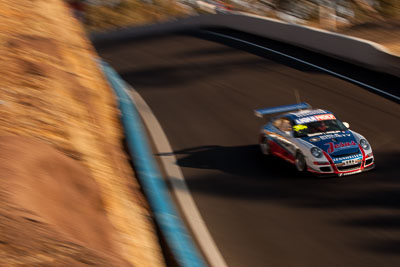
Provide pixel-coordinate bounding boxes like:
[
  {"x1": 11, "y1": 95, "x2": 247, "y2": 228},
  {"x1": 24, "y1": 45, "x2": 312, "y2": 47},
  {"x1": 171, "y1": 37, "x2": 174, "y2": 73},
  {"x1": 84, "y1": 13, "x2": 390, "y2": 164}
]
[
  {"x1": 272, "y1": 118, "x2": 282, "y2": 129},
  {"x1": 274, "y1": 118, "x2": 292, "y2": 134},
  {"x1": 281, "y1": 118, "x2": 292, "y2": 133}
]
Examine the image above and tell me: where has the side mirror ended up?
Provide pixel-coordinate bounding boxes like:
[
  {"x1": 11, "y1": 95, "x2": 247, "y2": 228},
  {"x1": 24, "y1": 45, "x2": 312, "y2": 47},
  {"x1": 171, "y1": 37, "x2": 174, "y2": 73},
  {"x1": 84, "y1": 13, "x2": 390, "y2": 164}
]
[{"x1": 343, "y1": 122, "x2": 350, "y2": 129}]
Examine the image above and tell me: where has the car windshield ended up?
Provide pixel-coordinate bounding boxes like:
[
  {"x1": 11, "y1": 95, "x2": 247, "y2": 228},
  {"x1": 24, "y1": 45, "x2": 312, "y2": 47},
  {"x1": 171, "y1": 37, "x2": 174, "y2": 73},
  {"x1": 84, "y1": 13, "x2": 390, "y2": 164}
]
[{"x1": 293, "y1": 119, "x2": 347, "y2": 137}]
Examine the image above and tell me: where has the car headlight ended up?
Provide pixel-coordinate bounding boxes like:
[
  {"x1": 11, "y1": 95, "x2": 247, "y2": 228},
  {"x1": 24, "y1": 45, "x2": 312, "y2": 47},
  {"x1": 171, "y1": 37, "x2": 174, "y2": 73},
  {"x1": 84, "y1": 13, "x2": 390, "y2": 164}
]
[
  {"x1": 360, "y1": 139, "x2": 370, "y2": 150},
  {"x1": 311, "y1": 147, "x2": 323, "y2": 158}
]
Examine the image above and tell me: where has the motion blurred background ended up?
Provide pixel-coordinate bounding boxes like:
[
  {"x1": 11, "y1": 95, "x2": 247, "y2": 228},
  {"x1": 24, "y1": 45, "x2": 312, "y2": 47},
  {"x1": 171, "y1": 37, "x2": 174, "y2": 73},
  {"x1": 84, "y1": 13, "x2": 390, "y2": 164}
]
[{"x1": 66, "y1": 0, "x2": 400, "y2": 54}]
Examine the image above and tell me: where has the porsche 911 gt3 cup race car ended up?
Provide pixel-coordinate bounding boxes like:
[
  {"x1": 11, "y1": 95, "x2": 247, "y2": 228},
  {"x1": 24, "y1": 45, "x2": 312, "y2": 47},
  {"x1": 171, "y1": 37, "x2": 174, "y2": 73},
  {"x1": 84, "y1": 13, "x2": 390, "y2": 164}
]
[{"x1": 255, "y1": 103, "x2": 375, "y2": 176}]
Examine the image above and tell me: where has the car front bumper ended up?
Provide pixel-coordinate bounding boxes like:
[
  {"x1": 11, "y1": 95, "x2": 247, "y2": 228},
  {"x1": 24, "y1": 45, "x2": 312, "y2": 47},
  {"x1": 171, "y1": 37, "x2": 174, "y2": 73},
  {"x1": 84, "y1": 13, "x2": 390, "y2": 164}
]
[{"x1": 307, "y1": 156, "x2": 375, "y2": 177}]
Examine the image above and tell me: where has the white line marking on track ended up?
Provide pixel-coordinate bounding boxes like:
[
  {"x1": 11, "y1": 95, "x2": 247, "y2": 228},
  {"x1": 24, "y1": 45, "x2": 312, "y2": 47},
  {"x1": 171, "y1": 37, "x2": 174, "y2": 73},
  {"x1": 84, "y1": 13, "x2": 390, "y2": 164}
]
[
  {"x1": 204, "y1": 31, "x2": 400, "y2": 102},
  {"x1": 127, "y1": 87, "x2": 228, "y2": 267}
]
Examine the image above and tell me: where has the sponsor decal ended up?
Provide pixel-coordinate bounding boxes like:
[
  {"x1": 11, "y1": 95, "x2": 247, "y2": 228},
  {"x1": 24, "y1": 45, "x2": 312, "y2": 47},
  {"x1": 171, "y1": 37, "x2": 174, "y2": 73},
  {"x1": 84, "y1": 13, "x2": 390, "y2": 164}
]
[
  {"x1": 333, "y1": 154, "x2": 362, "y2": 162},
  {"x1": 294, "y1": 110, "x2": 327, "y2": 117},
  {"x1": 309, "y1": 137, "x2": 321, "y2": 142},
  {"x1": 295, "y1": 116, "x2": 317, "y2": 124},
  {"x1": 315, "y1": 114, "x2": 336, "y2": 121},
  {"x1": 319, "y1": 133, "x2": 351, "y2": 140},
  {"x1": 338, "y1": 169, "x2": 362, "y2": 176},
  {"x1": 325, "y1": 141, "x2": 357, "y2": 153},
  {"x1": 294, "y1": 114, "x2": 336, "y2": 124},
  {"x1": 342, "y1": 170, "x2": 362, "y2": 176}
]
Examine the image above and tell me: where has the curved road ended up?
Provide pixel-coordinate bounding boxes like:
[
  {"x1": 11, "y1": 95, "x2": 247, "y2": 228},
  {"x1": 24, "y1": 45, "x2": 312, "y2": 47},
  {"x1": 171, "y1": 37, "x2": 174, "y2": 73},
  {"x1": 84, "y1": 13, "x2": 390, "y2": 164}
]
[{"x1": 95, "y1": 31, "x2": 400, "y2": 267}]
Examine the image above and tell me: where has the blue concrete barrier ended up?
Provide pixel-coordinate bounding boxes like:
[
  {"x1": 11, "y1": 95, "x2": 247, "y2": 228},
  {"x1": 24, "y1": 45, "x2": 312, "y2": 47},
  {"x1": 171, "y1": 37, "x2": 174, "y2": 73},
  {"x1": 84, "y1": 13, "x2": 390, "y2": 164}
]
[{"x1": 100, "y1": 60, "x2": 206, "y2": 267}]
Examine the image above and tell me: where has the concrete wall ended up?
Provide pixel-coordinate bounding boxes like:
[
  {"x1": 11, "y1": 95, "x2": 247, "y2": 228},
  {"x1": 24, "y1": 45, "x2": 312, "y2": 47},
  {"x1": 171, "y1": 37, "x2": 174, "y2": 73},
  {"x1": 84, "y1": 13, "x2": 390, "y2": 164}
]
[{"x1": 91, "y1": 13, "x2": 400, "y2": 77}]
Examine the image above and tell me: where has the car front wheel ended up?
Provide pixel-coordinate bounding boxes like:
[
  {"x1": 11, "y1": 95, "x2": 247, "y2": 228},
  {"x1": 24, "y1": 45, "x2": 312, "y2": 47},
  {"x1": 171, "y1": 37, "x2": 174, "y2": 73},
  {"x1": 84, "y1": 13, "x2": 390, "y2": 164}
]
[{"x1": 295, "y1": 152, "x2": 306, "y2": 172}]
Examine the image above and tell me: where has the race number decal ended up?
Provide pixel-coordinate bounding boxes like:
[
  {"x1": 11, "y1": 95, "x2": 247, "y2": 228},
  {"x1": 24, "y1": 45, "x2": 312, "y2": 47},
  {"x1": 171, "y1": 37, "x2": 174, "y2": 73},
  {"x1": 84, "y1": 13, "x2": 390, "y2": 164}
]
[{"x1": 342, "y1": 159, "x2": 359, "y2": 166}]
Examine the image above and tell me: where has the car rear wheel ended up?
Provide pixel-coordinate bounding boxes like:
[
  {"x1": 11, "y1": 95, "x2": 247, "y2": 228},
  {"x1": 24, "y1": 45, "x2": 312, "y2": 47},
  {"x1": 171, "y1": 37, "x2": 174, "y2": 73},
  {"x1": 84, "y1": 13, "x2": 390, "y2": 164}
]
[
  {"x1": 295, "y1": 152, "x2": 306, "y2": 172},
  {"x1": 260, "y1": 137, "x2": 270, "y2": 155}
]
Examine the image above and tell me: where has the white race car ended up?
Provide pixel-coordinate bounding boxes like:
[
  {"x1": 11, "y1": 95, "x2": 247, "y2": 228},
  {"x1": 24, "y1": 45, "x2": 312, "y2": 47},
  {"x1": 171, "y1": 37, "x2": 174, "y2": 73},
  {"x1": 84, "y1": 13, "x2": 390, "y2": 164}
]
[{"x1": 255, "y1": 103, "x2": 375, "y2": 176}]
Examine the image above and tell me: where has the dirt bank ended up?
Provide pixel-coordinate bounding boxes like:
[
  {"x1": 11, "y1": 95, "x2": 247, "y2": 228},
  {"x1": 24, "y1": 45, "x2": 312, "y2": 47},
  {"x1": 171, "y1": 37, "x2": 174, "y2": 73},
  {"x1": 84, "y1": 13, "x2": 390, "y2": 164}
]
[
  {"x1": 338, "y1": 18, "x2": 400, "y2": 56},
  {"x1": 0, "y1": 136, "x2": 131, "y2": 266},
  {"x1": 0, "y1": 0, "x2": 164, "y2": 266}
]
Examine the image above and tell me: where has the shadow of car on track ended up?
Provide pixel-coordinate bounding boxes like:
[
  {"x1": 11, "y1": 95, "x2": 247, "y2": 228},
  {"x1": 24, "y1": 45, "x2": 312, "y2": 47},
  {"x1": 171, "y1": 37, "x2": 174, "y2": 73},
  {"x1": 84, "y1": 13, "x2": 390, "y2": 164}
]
[
  {"x1": 157, "y1": 144, "x2": 400, "y2": 214},
  {"x1": 161, "y1": 144, "x2": 398, "y2": 182},
  {"x1": 157, "y1": 144, "x2": 333, "y2": 202},
  {"x1": 161, "y1": 145, "x2": 400, "y2": 203},
  {"x1": 158, "y1": 144, "x2": 304, "y2": 180},
  {"x1": 159, "y1": 145, "x2": 400, "y2": 256}
]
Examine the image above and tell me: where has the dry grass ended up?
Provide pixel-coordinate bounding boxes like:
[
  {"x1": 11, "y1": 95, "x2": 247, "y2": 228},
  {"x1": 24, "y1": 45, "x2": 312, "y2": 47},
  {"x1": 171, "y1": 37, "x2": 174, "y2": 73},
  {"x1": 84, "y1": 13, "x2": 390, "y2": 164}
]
[{"x1": 84, "y1": 0, "x2": 191, "y2": 32}]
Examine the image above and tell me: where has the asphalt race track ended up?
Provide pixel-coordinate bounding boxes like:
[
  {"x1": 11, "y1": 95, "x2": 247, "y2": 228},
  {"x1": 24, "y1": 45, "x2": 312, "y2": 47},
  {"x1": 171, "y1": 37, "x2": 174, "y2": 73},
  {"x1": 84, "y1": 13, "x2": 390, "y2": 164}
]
[{"x1": 95, "y1": 30, "x2": 400, "y2": 267}]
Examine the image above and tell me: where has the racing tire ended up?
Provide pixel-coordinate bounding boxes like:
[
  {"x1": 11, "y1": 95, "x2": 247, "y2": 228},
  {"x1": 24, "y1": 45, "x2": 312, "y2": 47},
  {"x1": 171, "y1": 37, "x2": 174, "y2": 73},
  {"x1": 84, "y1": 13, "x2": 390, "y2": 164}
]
[
  {"x1": 295, "y1": 152, "x2": 307, "y2": 172},
  {"x1": 260, "y1": 137, "x2": 270, "y2": 155}
]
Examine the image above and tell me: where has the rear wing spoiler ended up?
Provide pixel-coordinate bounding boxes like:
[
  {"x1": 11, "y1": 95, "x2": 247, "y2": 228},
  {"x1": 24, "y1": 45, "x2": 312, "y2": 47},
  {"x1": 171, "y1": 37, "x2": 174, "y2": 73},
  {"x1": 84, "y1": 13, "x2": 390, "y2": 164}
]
[{"x1": 254, "y1": 102, "x2": 311, "y2": 118}]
